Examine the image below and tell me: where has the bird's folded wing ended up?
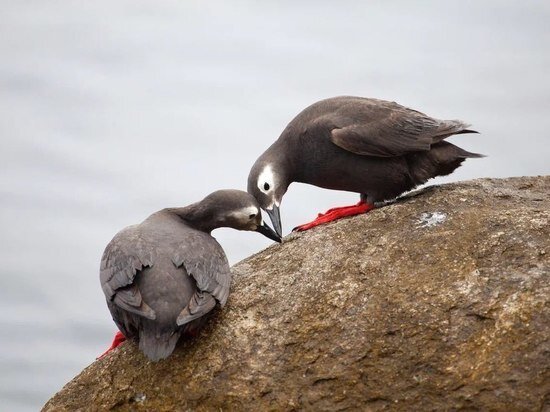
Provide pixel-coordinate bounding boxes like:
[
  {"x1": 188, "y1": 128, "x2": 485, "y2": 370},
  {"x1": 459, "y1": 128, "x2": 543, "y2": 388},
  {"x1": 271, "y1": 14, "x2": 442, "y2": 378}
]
[
  {"x1": 176, "y1": 291, "x2": 216, "y2": 326},
  {"x1": 171, "y1": 230, "x2": 231, "y2": 307},
  {"x1": 327, "y1": 108, "x2": 471, "y2": 157},
  {"x1": 100, "y1": 226, "x2": 156, "y2": 319}
]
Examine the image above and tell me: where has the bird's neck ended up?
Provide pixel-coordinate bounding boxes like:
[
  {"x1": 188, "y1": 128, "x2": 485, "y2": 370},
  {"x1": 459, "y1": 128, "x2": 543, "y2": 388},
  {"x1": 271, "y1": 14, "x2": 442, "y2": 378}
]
[
  {"x1": 165, "y1": 203, "x2": 218, "y2": 233},
  {"x1": 264, "y1": 138, "x2": 299, "y2": 185}
]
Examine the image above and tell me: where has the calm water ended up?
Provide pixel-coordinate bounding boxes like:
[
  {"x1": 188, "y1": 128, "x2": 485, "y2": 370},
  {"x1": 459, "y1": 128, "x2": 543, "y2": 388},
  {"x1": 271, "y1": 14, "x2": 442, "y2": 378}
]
[{"x1": 1, "y1": 1, "x2": 549, "y2": 410}]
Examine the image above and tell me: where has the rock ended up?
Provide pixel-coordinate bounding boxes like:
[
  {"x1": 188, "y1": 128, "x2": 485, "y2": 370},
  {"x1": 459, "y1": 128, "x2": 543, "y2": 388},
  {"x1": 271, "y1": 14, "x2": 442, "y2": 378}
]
[{"x1": 43, "y1": 176, "x2": 550, "y2": 411}]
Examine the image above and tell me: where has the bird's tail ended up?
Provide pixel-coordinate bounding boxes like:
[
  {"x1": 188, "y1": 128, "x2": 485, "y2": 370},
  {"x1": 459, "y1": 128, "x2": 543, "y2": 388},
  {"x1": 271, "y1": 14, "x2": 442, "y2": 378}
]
[
  {"x1": 139, "y1": 329, "x2": 180, "y2": 361},
  {"x1": 408, "y1": 141, "x2": 484, "y2": 186}
]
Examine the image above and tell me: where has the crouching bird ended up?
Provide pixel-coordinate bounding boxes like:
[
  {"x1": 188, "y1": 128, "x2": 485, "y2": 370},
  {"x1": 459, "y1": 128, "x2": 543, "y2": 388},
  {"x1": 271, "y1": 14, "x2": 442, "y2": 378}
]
[
  {"x1": 99, "y1": 190, "x2": 281, "y2": 361},
  {"x1": 248, "y1": 96, "x2": 483, "y2": 236}
]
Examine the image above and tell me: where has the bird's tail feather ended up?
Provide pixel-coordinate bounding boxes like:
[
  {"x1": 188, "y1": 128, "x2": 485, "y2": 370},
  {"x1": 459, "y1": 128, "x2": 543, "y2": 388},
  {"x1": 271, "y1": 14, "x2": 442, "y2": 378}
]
[
  {"x1": 450, "y1": 144, "x2": 485, "y2": 159},
  {"x1": 408, "y1": 141, "x2": 484, "y2": 185},
  {"x1": 139, "y1": 329, "x2": 180, "y2": 361}
]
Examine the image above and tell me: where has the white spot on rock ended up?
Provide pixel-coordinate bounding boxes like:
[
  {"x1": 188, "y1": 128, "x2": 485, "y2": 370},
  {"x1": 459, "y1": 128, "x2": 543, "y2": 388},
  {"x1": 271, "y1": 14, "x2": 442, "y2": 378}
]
[
  {"x1": 132, "y1": 393, "x2": 146, "y2": 403},
  {"x1": 417, "y1": 211, "x2": 447, "y2": 228}
]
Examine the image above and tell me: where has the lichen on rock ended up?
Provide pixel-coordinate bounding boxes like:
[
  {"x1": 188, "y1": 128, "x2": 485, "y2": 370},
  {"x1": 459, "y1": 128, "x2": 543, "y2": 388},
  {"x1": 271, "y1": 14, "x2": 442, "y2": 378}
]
[{"x1": 43, "y1": 176, "x2": 550, "y2": 411}]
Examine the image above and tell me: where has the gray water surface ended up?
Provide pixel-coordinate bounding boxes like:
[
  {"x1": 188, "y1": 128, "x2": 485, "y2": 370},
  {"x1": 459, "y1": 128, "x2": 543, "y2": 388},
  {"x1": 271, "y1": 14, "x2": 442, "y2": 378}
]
[{"x1": 1, "y1": 1, "x2": 549, "y2": 410}]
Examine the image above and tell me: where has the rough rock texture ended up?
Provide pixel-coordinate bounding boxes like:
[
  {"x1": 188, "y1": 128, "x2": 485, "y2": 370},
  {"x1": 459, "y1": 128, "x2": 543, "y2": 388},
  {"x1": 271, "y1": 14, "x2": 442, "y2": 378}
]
[{"x1": 44, "y1": 176, "x2": 550, "y2": 411}]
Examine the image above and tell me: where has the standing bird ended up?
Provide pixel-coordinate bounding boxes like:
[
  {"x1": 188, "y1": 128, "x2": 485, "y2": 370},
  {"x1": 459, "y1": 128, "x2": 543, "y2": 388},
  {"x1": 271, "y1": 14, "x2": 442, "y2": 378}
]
[
  {"x1": 248, "y1": 96, "x2": 483, "y2": 236},
  {"x1": 99, "y1": 190, "x2": 281, "y2": 361}
]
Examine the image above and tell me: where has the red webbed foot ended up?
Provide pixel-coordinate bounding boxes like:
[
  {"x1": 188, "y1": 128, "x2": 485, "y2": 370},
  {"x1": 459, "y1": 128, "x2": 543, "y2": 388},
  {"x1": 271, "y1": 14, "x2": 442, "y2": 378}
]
[
  {"x1": 97, "y1": 331, "x2": 126, "y2": 359},
  {"x1": 293, "y1": 201, "x2": 374, "y2": 232}
]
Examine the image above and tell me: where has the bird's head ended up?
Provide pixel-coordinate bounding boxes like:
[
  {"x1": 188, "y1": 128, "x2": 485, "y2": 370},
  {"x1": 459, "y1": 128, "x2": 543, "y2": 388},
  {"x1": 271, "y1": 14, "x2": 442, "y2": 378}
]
[
  {"x1": 247, "y1": 161, "x2": 289, "y2": 238},
  {"x1": 203, "y1": 190, "x2": 282, "y2": 243}
]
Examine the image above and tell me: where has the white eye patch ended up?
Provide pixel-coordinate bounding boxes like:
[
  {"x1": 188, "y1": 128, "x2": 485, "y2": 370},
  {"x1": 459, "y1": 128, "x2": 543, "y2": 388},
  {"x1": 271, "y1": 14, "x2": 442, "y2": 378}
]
[
  {"x1": 257, "y1": 165, "x2": 275, "y2": 194},
  {"x1": 229, "y1": 206, "x2": 260, "y2": 222}
]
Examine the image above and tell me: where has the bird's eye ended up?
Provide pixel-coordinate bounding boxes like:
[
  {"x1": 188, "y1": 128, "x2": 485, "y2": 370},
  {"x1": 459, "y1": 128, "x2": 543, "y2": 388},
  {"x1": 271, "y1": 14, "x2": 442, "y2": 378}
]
[
  {"x1": 249, "y1": 213, "x2": 256, "y2": 219},
  {"x1": 263, "y1": 182, "x2": 270, "y2": 191}
]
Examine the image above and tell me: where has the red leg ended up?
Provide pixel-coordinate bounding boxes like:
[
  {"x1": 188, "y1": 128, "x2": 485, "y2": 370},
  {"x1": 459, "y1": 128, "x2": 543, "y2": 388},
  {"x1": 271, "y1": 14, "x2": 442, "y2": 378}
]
[
  {"x1": 293, "y1": 201, "x2": 374, "y2": 232},
  {"x1": 97, "y1": 331, "x2": 126, "y2": 359}
]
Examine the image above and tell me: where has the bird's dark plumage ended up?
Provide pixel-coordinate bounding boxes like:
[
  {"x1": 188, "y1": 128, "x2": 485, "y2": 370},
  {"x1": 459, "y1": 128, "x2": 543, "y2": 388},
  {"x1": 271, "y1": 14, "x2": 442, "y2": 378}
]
[
  {"x1": 248, "y1": 96, "x2": 483, "y2": 235},
  {"x1": 100, "y1": 190, "x2": 280, "y2": 361}
]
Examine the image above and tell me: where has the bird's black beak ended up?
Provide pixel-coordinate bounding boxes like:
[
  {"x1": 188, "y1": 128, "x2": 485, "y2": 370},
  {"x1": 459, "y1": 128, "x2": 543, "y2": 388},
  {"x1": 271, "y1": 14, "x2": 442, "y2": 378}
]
[
  {"x1": 266, "y1": 205, "x2": 282, "y2": 238},
  {"x1": 256, "y1": 221, "x2": 282, "y2": 243}
]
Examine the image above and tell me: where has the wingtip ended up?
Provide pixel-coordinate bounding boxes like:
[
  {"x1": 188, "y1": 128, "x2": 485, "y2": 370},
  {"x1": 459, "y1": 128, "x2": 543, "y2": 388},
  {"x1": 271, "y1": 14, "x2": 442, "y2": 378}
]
[{"x1": 457, "y1": 129, "x2": 480, "y2": 135}]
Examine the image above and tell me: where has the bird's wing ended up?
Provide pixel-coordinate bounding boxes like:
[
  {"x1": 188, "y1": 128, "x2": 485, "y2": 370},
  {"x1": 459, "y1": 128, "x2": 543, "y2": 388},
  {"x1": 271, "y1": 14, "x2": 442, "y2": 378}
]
[
  {"x1": 171, "y1": 230, "x2": 231, "y2": 307},
  {"x1": 172, "y1": 230, "x2": 231, "y2": 326},
  {"x1": 100, "y1": 226, "x2": 156, "y2": 320},
  {"x1": 324, "y1": 100, "x2": 473, "y2": 157}
]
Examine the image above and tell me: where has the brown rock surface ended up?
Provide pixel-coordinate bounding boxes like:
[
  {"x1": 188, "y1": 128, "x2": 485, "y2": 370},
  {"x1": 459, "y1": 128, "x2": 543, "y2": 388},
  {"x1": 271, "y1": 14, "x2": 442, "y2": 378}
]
[{"x1": 43, "y1": 176, "x2": 550, "y2": 411}]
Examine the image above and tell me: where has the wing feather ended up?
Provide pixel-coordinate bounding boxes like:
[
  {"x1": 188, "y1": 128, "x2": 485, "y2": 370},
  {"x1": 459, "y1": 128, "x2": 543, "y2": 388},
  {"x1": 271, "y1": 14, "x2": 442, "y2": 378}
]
[
  {"x1": 171, "y1": 230, "x2": 231, "y2": 307},
  {"x1": 100, "y1": 226, "x2": 156, "y2": 320},
  {"x1": 321, "y1": 99, "x2": 475, "y2": 157},
  {"x1": 172, "y1": 229, "x2": 231, "y2": 325},
  {"x1": 176, "y1": 292, "x2": 216, "y2": 326}
]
